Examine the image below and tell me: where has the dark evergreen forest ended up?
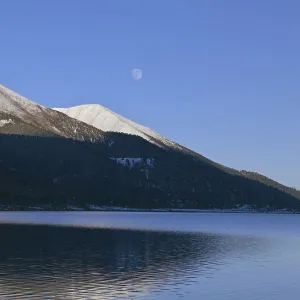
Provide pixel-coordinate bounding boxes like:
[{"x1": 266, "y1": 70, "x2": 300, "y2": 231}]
[{"x1": 0, "y1": 133, "x2": 299, "y2": 211}]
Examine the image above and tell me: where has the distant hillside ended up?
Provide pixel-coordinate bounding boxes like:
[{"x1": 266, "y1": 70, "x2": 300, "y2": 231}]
[{"x1": 239, "y1": 170, "x2": 300, "y2": 200}]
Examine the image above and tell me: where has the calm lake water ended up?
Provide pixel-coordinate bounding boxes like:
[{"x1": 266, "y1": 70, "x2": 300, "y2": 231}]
[{"x1": 0, "y1": 212, "x2": 300, "y2": 299}]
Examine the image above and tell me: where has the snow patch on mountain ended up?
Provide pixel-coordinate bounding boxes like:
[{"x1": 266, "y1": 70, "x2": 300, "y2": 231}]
[
  {"x1": 110, "y1": 157, "x2": 154, "y2": 169},
  {"x1": 0, "y1": 119, "x2": 14, "y2": 127}
]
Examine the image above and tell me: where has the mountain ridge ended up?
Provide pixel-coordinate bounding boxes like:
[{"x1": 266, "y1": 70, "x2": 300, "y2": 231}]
[
  {"x1": 0, "y1": 84, "x2": 106, "y2": 142},
  {"x1": 55, "y1": 103, "x2": 300, "y2": 197},
  {"x1": 54, "y1": 104, "x2": 181, "y2": 149},
  {"x1": 54, "y1": 104, "x2": 242, "y2": 175},
  {"x1": 0, "y1": 84, "x2": 299, "y2": 210}
]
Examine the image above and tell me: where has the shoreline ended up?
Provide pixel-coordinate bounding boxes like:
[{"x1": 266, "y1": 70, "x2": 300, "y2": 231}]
[{"x1": 0, "y1": 206, "x2": 298, "y2": 214}]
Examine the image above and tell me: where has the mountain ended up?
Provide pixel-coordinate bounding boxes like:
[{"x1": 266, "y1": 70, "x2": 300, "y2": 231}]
[
  {"x1": 54, "y1": 104, "x2": 239, "y2": 174},
  {"x1": 54, "y1": 104, "x2": 180, "y2": 149},
  {"x1": 0, "y1": 85, "x2": 105, "y2": 142},
  {"x1": 0, "y1": 84, "x2": 299, "y2": 211},
  {"x1": 55, "y1": 103, "x2": 300, "y2": 195}
]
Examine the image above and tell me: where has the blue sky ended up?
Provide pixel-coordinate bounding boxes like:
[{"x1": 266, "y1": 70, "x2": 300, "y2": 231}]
[{"x1": 1, "y1": 0, "x2": 299, "y2": 188}]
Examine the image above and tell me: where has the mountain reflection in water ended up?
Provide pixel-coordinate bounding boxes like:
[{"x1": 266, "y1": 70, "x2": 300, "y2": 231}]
[{"x1": 0, "y1": 224, "x2": 270, "y2": 299}]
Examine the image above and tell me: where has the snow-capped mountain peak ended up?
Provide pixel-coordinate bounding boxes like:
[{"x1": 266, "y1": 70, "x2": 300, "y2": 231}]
[
  {"x1": 54, "y1": 104, "x2": 178, "y2": 148},
  {"x1": 0, "y1": 84, "x2": 105, "y2": 141},
  {"x1": 0, "y1": 84, "x2": 46, "y2": 117}
]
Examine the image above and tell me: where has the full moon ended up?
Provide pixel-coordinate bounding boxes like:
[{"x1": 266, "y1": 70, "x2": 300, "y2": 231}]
[{"x1": 132, "y1": 69, "x2": 142, "y2": 81}]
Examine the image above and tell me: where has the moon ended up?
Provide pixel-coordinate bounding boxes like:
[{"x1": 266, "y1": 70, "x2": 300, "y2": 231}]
[{"x1": 132, "y1": 69, "x2": 142, "y2": 81}]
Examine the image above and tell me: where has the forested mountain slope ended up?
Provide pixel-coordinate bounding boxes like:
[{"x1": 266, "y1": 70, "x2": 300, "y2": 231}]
[
  {"x1": 0, "y1": 84, "x2": 299, "y2": 211},
  {"x1": 0, "y1": 133, "x2": 299, "y2": 211}
]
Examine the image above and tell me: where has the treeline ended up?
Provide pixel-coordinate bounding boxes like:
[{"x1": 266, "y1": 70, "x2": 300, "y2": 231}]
[{"x1": 239, "y1": 170, "x2": 300, "y2": 200}]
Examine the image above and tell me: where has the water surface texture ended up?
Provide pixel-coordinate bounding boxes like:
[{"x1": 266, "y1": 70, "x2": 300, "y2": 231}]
[{"x1": 0, "y1": 212, "x2": 299, "y2": 299}]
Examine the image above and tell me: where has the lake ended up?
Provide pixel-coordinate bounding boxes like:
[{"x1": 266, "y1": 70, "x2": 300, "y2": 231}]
[{"x1": 0, "y1": 212, "x2": 300, "y2": 299}]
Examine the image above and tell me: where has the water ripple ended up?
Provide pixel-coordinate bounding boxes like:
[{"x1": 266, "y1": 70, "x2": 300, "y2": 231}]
[{"x1": 0, "y1": 214, "x2": 299, "y2": 299}]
